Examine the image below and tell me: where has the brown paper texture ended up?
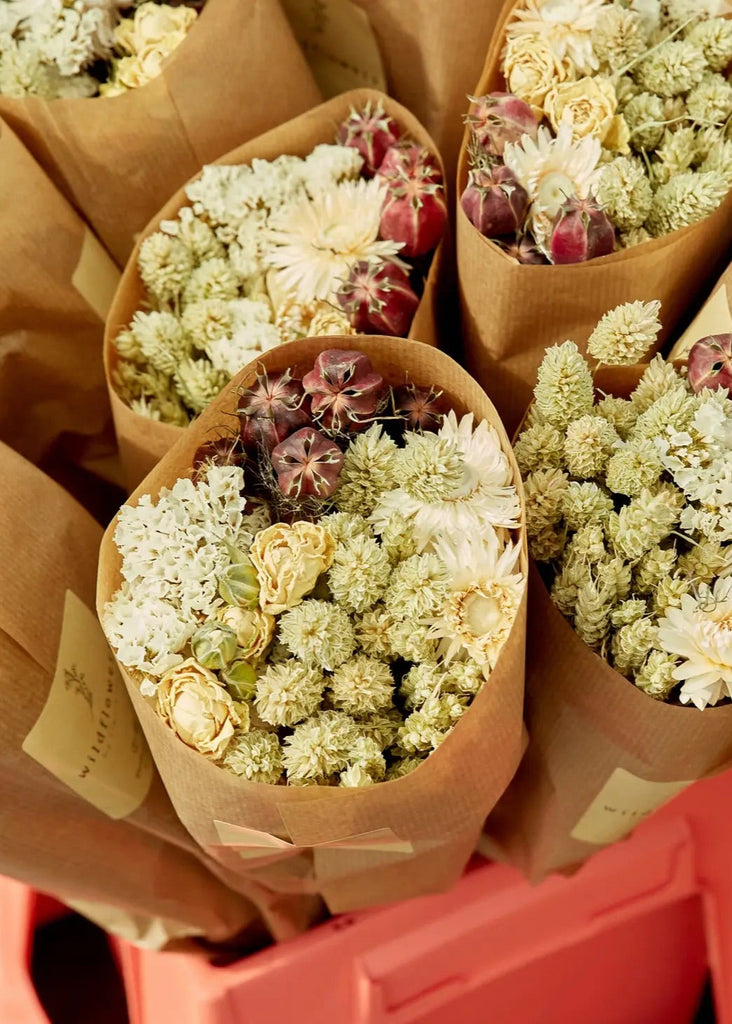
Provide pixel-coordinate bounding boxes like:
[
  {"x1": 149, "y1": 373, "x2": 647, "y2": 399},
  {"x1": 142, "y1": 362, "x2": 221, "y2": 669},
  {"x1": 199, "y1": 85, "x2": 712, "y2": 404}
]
[
  {"x1": 97, "y1": 335, "x2": 528, "y2": 919},
  {"x1": 105, "y1": 88, "x2": 449, "y2": 490},
  {"x1": 281, "y1": 0, "x2": 386, "y2": 94},
  {"x1": 0, "y1": 0, "x2": 321, "y2": 267},
  {"x1": 456, "y1": 0, "x2": 732, "y2": 434},
  {"x1": 570, "y1": 769, "x2": 694, "y2": 846},
  {"x1": 22, "y1": 591, "x2": 154, "y2": 821},
  {"x1": 670, "y1": 277, "x2": 732, "y2": 360}
]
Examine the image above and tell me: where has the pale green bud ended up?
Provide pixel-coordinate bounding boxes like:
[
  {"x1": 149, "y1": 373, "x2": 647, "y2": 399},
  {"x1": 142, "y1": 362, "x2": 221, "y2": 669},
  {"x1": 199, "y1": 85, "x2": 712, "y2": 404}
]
[
  {"x1": 217, "y1": 543, "x2": 259, "y2": 608},
  {"x1": 191, "y1": 621, "x2": 238, "y2": 670},
  {"x1": 221, "y1": 660, "x2": 258, "y2": 702}
]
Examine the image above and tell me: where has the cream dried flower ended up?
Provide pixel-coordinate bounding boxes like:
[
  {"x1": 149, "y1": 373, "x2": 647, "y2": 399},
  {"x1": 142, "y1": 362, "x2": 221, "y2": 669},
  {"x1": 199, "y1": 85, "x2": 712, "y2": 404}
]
[
  {"x1": 653, "y1": 127, "x2": 698, "y2": 186},
  {"x1": 357, "y1": 708, "x2": 402, "y2": 749},
  {"x1": 634, "y1": 544, "x2": 678, "y2": 593},
  {"x1": 611, "y1": 487, "x2": 682, "y2": 560},
  {"x1": 587, "y1": 299, "x2": 662, "y2": 365},
  {"x1": 278, "y1": 600, "x2": 356, "y2": 671},
  {"x1": 254, "y1": 659, "x2": 325, "y2": 727},
  {"x1": 506, "y1": 0, "x2": 606, "y2": 73},
  {"x1": 619, "y1": 226, "x2": 653, "y2": 248},
  {"x1": 348, "y1": 735, "x2": 387, "y2": 779},
  {"x1": 502, "y1": 32, "x2": 575, "y2": 115},
  {"x1": 322, "y1": 511, "x2": 371, "y2": 547},
  {"x1": 564, "y1": 521, "x2": 607, "y2": 566},
  {"x1": 513, "y1": 421, "x2": 566, "y2": 475},
  {"x1": 339, "y1": 765, "x2": 375, "y2": 787},
  {"x1": 138, "y1": 233, "x2": 193, "y2": 305},
  {"x1": 379, "y1": 512, "x2": 419, "y2": 563},
  {"x1": 182, "y1": 257, "x2": 240, "y2": 305},
  {"x1": 605, "y1": 438, "x2": 664, "y2": 496},
  {"x1": 129, "y1": 310, "x2": 191, "y2": 377},
  {"x1": 384, "y1": 552, "x2": 449, "y2": 620},
  {"x1": 308, "y1": 302, "x2": 356, "y2": 337},
  {"x1": 687, "y1": 17, "x2": 732, "y2": 73},
  {"x1": 621, "y1": 92, "x2": 666, "y2": 152},
  {"x1": 702, "y1": 139, "x2": 732, "y2": 187},
  {"x1": 389, "y1": 619, "x2": 440, "y2": 663},
  {"x1": 564, "y1": 415, "x2": 620, "y2": 478},
  {"x1": 181, "y1": 299, "x2": 233, "y2": 346},
  {"x1": 562, "y1": 481, "x2": 614, "y2": 530},
  {"x1": 544, "y1": 75, "x2": 621, "y2": 148},
  {"x1": 551, "y1": 559, "x2": 590, "y2": 616},
  {"x1": 524, "y1": 468, "x2": 569, "y2": 535},
  {"x1": 573, "y1": 579, "x2": 612, "y2": 648},
  {"x1": 595, "y1": 555, "x2": 632, "y2": 604},
  {"x1": 353, "y1": 604, "x2": 397, "y2": 660},
  {"x1": 251, "y1": 521, "x2": 335, "y2": 615},
  {"x1": 591, "y1": 5, "x2": 647, "y2": 68},
  {"x1": 612, "y1": 617, "x2": 657, "y2": 675},
  {"x1": 533, "y1": 341, "x2": 595, "y2": 430},
  {"x1": 630, "y1": 355, "x2": 687, "y2": 414},
  {"x1": 677, "y1": 540, "x2": 731, "y2": 586},
  {"x1": 595, "y1": 395, "x2": 638, "y2": 438},
  {"x1": 611, "y1": 598, "x2": 648, "y2": 628},
  {"x1": 399, "y1": 661, "x2": 444, "y2": 710},
  {"x1": 652, "y1": 574, "x2": 691, "y2": 614},
  {"x1": 335, "y1": 423, "x2": 399, "y2": 517},
  {"x1": 530, "y1": 523, "x2": 568, "y2": 562},
  {"x1": 385, "y1": 756, "x2": 425, "y2": 780},
  {"x1": 647, "y1": 171, "x2": 730, "y2": 236},
  {"x1": 282, "y1": 710, "x2": 358, "y2": 781},
  {"x1": 396, "y1": 433, "x2": 466, "y2": 503},
  {"x1": 686, "y1": 74, "x2": 732, "y2": 127},
  {"x1": 594, "y1": 157, "x2": 652, "y2": 231},
  {"x1": 633, "y1": 39, "x2": 706, "y2": 97},
  {"x1": 161, "y1": 208, "x2": 225, "y2": 265},
  {"x1": 223, "y1": 730, "x2": 283, "y2": 784},
  {"x1": 329, "y1": 655, "x2": 394, "y2": 715},
  {"x1": 217, "y1": 605, "x2": 275, "y2": 663},
  {"x1": 173, "y1": 358, "x2": 228, "y2": 415},
  {"x1": 443, "y1": 660, "x2": 485, "y2": 696},
  {"x1": 157, "y1": 658, "x2": 242, "y2": 760},
  {"x1": 328, "y1": 534, "x2": 391, "y2": 613},
  {"x1": 634, "y1": 649, "x2": 680, "y2": 700}
]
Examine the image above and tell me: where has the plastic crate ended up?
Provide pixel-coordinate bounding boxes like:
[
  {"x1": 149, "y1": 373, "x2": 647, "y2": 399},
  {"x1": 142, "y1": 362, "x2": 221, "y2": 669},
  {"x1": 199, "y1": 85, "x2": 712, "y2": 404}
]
[{"x1": 113, "y1": 814, "x2": 706, "y2": 1024}]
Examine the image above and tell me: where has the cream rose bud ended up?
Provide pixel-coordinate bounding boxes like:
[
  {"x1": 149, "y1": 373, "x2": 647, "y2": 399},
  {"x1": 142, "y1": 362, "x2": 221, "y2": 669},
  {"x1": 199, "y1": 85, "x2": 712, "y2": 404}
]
[
  {"x1": 502, "y1": 34, "x2": 575, "y2": 116},
  {"x1": 544, "y1": 77, "x2": 619, "y2": 147},
  {"x1": 117, "y1": 2, "x2": 196, "y2": 54},
  {"x1": 157, "y1": 658, "x2": 242, "y2": 760},
  {"x1": 250, "y1": 522, "x2": 335, "y2": 615},
  {"x1": 217, "y1": 605, "x2": 275, "y2": 662}
]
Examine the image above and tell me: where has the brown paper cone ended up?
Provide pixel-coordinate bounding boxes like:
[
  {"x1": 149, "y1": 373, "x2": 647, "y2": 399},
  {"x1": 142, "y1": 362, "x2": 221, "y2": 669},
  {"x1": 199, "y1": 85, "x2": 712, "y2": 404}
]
[
  {"x1": 0, "y1": 0, "x2": 321, "y2": 267},
  {"x1": 483, "y1": 365, "x2": 732, "y2": 882},
  {"x1": 669, "y1": 258, "x2": 732, "y2": 361},
  {"x1": 456, "y1": 0, "x2": 732, "y2": 434},
  {"x1": 0, "y1": 442, "x2": 276, "y2": 946},
  {"x1": 0, "y1": 119, "x2": 117, "y2": 466},
  {"x1": 105, "y1": 88, "x2": 449, "y2": 490},
  {"x1": 97, "y1": 335, "x2": 528, "y2": 919}
]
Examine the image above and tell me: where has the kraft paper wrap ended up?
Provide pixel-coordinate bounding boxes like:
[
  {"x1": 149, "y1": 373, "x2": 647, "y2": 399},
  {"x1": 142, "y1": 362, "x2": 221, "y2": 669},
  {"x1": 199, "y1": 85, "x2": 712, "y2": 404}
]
[
  {"x1": 456, "y1": 0, "x2": 732, "y2": 434},
  {"x1": 0, "y1": 0, "x2": 321, "y2": 267},
  {"x1": 670, "y1": 260, "x2": 732, "y2": 361},
  {"x1": 0, "y1": 120, "x2": 116, "y2": 466},
  {"x1": 0, "y1": 441, "x2": 318, "y2": 945},
  {"x1": 482, "y1": 365, "x2": 732, "y2": 882},
  {"x1": 96, "y1": 335, "x2": 528, "y2": 917},
  {"x1": 105, "y1": 88, "x2": 449, "y2": 490}
]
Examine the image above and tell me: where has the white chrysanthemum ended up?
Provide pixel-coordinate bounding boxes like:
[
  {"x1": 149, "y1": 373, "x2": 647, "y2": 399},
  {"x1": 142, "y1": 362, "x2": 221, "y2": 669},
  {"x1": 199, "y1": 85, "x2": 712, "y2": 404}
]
[
  {"x1": 372, "y1": 413, "x2": 521, "y2": 551},
  {"x1": 506, "y1": 0, "x2": 606, "y2": 73},
  {"x1": 427, "y1": 532, "x2": 525, "y2": 667},
  {"x1": 657, "y1": 579, "x2": 732, "y2": 709},
  {"x1": 264, "y1": 178, "x2": 403, "y2": 303},
  {"x1": 504, "y1": 121, "x2": 602, "y2": 251}
]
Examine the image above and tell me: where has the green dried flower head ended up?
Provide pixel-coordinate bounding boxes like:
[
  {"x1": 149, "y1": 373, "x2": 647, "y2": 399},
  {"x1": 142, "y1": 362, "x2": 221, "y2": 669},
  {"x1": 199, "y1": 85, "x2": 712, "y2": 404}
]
[
  {"x1": 524, "y1": 468, "x2": 569, "y2": 536},
  {"x1": 529, "y1": 524, "x2": 567, "y2": 563},
  {"x1": 677, "y1": 539, "x2": 731, "y2": 585},
  {"x1": 389, "y1": 619, "x2": 440, "y2": 662},
  {"x1": 513, "y1": 421, "x2": 566, "y2": 476},
  {"x1": 630, "y1": 385, "x2": 694, "y2": 441},
  {"x1": 610, "y1": 598, "x2": 648, "y2": 628},
  {"x1": 646, "y1": 171, "x2": 729, "y2": 236},
  {"x1": 223, "y1": 729, "x2": 283, "y2": 784},
  {"x1": 399, "y1": 661, "x2": 444, "y2": 710},
  {"x1": 385, "y1": 756, "x2": 425, "y2": 780},
  {"x1": 594, "y1": 157, "x2": 653, "y2": 231},
  {"x1": 348, "y1": 734, "x2": 387, "y2": 779},
  {"x1": 564, "y1": 521, "x2": 608, "y2": 567},
  {"x1": 173, "y1": 358, "x2": 228, "y2": 415},
  {"x1": 182, "y1": 256, "x2": 239, "y2": 305},
  {"x1": 564, "y1": 416, "x2": 620, "y2": 478},
  {"x1": 633, "y1": 39, "x2": 706, "y2": 97},
  {"x1": 396, "y1": 433, "x2": 465, "y2": 502},
  {"x1": 322, "y1": 511, "x2": 371, "y2": 547},
  {"x1": 278, "y1": 601, "x2": 356, "y2": 671},
  {"x1": 591, "y1": 5, "x2": 647, "y2": 68},
  {"x1": 191, "y1": 621, "x2": 238, "y2": 670},
  {"x1": 129, "y1": 310, "x2": 191, "y2": 378},
  {"x1": 686, "y1": 73, "x2": 732, "y2": 126},
  {"x1": 573, "y1": 579, "x2": 613, "y2": 649},
  {"x1": 633, "y1": 544, "x2": 678, "y2": 593},
  {"x1": 595, "y1": 395, "x2": 638, "y2": 438},
  {"x1": 611, "y1": 487, "x2": 681, "y2": 560},
  {"x1": 687, "y1": 17, "x2": 732, "y2": 72},
  {"x1": 595, "y1": 555, "x2": 632, "y2": 603},
  {"x1": 587, "y1": 300, "x2": 662, "y2": 366},
  {"x1": 138, "y1": 232, "x2": 194, "y2": 305},
  {"x1": 534, "y1": 342, "x2": 595, "y2": 431},
  {"x1": 354, "y1": 604, "x2": 397, "y2": 660},
  {"x1": 605, "y1": 438, "x2": 664, "y2": 496},
  {"x1": 551, "y1": 561, "x2": 591, "y2": 617},
  {"x1": 328, "y1": 535, "x2": 390, "y2": 613},
  {"x1": 561, "y1": 481, "x2": 614, "y2": 531},
  {"x1": 335, "y1": 423, "x2": 399, "y2": 516},
  {"x1": 634, "y1": 649, "x2": 679, "y2": 700},
  {"x1": 384, "y1": 552, "x2": 449, "y2": 619},
  {"x1": 329, "y1": 655, "x2": 394, "y2": 715},
  {"x1": 652, "y1": 574, "x2": 691, "y2": 614},
  {"x1": 217, "y1": 545, "x2": 259, "y2": 608},
  {"x1": 622, "y1": 92, "x2": 666, "y2": 152},
  {"x1": 282, "y1": 710, "x2": 358, "y2": 781},
  {"x1": 653, "y1": 127, "x2": 698, "y2": 186},
  {"x1": 254, "y1": 659, "x2": 325, "y2": 727},
  {"x1": 630, "y1": 355, "x2": 686, "y2": 414},
  {"x1": 612, "y1": 617, "x2": 657, "y2": 675}
]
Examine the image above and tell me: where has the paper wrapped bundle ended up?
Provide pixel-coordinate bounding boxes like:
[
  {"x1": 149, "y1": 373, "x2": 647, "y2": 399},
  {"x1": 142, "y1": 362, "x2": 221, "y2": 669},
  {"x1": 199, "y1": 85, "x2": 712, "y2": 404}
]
[
  {"x1": 0, "y1": 0, "x2": 321, "y2": 267},
  {"x1": 483, "y1": 365, "x2": 732, "y2": 881},
  {"x1": 0, "y1": 441, "x2": 320, "y2": 945},
  {"x1": 105, "y1": 88, "x2": 448, "y2": 490},
  {"x1": 97, "y1": 335, "x2": 528, "y2": 917},
  {"x1": 456, "y1": 0, "x2": 732, "y2": 433}
]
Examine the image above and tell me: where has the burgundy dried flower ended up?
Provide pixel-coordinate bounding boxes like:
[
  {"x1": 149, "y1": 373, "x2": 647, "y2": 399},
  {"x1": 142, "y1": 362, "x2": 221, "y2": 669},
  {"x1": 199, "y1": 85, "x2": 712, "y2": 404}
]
[
  {"x1": 498, "y1": 236, "x2": 548, "y2": 264},
  {"x1": 192, "y1": 435, "x2": 246, "y2": 481},
  {"x1": 466, "y1": 92, "x2": 539, "y2": 159},
  {"x1": 460, "y1": 165, "x2": 529, "y2": 237},
  {"x1": 237, "y1": 368, "x2": 309, "y2": 452},
  {"x1": 379, "y1": 167, "x2": 447, "y2": 257},
  {"x1": 393, "y1": 384, "x2": 447, "y2": 431},
  {"x1": 302, "y1": 349, "x2": 385, "y2": 433},
  {"x1": 271, "y1": 427, "x2": 344, "y2": 499},
  {"x1": 550, "y1": 195, "x2": 615, "y2": 264},
  {"x1": 337, "y1": 259, "x2": 419, "y2": 338},
  {"x1": 336, "y1": 101, "x2": 402, "y2": 177},
  {"x1": 377, "y1": 143, "x2": 442, "y2": 185},
  {"x1": 687, "y1": 334, "x2": 732, "y2": 393}
]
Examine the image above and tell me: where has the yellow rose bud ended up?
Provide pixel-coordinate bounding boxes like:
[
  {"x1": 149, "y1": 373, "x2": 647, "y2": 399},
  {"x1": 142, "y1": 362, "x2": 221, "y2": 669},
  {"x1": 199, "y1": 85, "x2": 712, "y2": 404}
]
[
  {"x1": 544, "y1": 76, "x2": 619, "y2": 147},
  {"x1": 157, "y1": 658, "x2": 241, "y2": 760},
  {"x1": 250, "y1": 522, "x2": 335, "y2": 615},
  {"x1": 217, "y1": 605, "x2": 275, "y2": 662},
  {"x1": 503, "y1": 33, "x2": 575, "y2": 117}
]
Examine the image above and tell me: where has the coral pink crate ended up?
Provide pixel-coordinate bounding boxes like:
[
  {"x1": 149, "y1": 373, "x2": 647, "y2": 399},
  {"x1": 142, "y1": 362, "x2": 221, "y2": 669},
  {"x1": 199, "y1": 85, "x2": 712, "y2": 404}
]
[{"x1": 112, "y1": 814, "x2": 706, "y2": 1024}]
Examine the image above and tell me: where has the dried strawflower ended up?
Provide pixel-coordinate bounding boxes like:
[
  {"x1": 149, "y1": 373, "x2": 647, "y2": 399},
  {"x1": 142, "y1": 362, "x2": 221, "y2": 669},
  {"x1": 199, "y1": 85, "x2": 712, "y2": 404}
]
[{"x1": 505, "y1": 0, "x2": 605, "y2": 73}]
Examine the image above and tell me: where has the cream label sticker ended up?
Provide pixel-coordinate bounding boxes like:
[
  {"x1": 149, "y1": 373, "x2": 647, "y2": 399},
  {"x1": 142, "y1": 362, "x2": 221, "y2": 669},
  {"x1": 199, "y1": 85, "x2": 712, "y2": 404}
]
[
  {"x1": 71, "y1": 228, "x2": 121, "y2": 320},
  {"x1": 570, "y1": 768, "x2": 694, "y2": 845}
]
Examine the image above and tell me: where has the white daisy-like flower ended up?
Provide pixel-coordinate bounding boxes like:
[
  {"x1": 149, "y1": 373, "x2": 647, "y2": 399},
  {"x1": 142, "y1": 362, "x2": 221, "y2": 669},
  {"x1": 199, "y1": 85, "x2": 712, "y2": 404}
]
[
  {"x1": 657, "y1": 578, "x2": 732, "y2": 709},
  {"x1": 371, "y1": 412, "x2": 522, "y2": 551},
  {"x1": 506, "y1": 0, "x2": 606, "y2": 74},
  {"x1": 504, "y1": 121, "x2": 602, "y2": 252},
  {"x1": 426, "y1": 532, "x2": 525, "y2": 667},
  {"x1": 264, "y1": 178, "x2": 403, "y2": 303}
]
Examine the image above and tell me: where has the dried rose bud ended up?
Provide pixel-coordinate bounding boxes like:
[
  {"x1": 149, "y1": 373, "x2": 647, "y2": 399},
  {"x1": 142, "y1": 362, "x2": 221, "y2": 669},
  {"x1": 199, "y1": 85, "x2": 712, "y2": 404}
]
[
  {"x1": 191, "y1": 621, "x2": 238, "y2": 671},
  {"x1": 271, "y1": 427, "x2": 345, "y2": 499},
  {"x1": 238, "y1": 368, "x2": 309, "y2": 452},
  {"x1": 550, "y1": 195, "x2": 615, "y2": 265},
  {"x1": 337, "y1": 259, "x2": 419, "y2": 338},
  {"x1": 498, "y1": 236, "x2": 548, "y2": 264},
  {"x1": 460, "y1": 165, "x2": 529, "y2": 237},
  {"x1": 302, "y1": 349, "x2": 385, "y2": 432},
  {"x1": 377, "y1": 144, "x2": 442, "y2": 185},
  {"x1": 466, "y1": 92, "x2": 539, "y2": 159},
  {"x1": 393, "y1": 384, "x2": 447, "y2": 431},
  {"x1": 192, "y1": 435, "x2": 245, "y2": 480},
  {"x1": 688, "y1": 334, "x2": 732, "y2": 393},
  {"x1": 336, "y1": 100, "x2": 402, "y2": 176},
  {"x1": 379, "y1": 168, "x2": 447, "y2": 257}
]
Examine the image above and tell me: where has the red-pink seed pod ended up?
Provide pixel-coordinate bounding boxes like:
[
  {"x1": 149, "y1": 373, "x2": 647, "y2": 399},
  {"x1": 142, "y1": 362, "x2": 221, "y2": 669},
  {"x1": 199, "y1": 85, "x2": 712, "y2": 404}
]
[
  {"x1": 393, "y1": 384, "x2": 447, "y2": 432},
  {"x1": 270, "y1": 427, "x2": 345, "y2": 499},
  {"x1": 549, "y1": 195, "x2": 615, "y2": 265},
  {"x1": 192, "y1": 435, "x2": 245, "y2": 481},
  {"x1": 687, "y1": 334, "x2": 732, "y2": 393},
  {"x1": 336, "y1": 259, "x2": 420, "y2": 337},
  {"x1": 460, "y1": 165, "x2": 529, "y2": 237},
  {"x1": 377, "y1": 144, "x2": 442, "y2": 185},
  {"x1": 302, "y1": 349, "x2": 385, "y2": 433},
  {"x1": 336, "y1": 100, "x2": 402, "y2": 177},
  {"x1": 498, "y1": 236, "x2": 548, "y2": 264},
  {"x1": 466, "y1": 92, "x2": 539, "y2": 159},
  {"x1": 379, "y1": 168, "x2": 447, "y2": 257},
  {"x1": 238, "y1": 368, "x2": 310, "y2": 452}
]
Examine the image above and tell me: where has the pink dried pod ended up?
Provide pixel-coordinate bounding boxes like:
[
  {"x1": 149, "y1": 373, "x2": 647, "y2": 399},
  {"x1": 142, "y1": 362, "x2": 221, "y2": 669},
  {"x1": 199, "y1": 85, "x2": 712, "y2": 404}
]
[
  {"x1": 377, "y1": 143, "x2": 442, "y2": 185},
  {"x1": 379, "y1": 167, "x2": 448, "y2": 257},
  {"x1": 549, "y1": 195, "x2": 616, "y2": 265},
  {"x1": 238, "y1": 368, "x2": 310, "y2": 452},
  {"x1": 498, "y1": 236, "x2": 548, "y2": 264},
  {"x1": 336, "y1": 100, "x2": 402, "y2": 177},
  {"x1": 270, "y1": 427, "x2": 345, "y2": 499},
  {"x1": 302, "y1": 349, "x2": 385, "y2": 433},
  {"x1": 687, "y1": 334, "x2": 732, "y2": 393},
  {"x1": 393, "y1": 383, "x2": 447, "y2": 432},
  {"x1": 336, "y1": 259, "x2": 420, "y2": 337},
  {"x1": 466, "y1": 92, "x2": 539, "y2": 159},
  {"x1": 460, "y1": 165, "x2": 529, "y2": 238}
]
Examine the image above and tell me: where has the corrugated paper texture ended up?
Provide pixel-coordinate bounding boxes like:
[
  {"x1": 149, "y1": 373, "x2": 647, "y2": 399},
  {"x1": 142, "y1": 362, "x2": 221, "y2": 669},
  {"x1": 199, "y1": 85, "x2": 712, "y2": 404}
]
[
  {"x1": 670, "y1": 261, "x2": 732, "y2": 360},
  {"x1": 456, "y1": 0, "x2": 732, "y2": 434},
  {"x1": 105, "y1": 88, "x2": 449, "y2": 490},
  {"x1": 97, "y1": 335, "x2": 528, "y2": 918},
  {"x1": 482, "y1": 366, "x2": 732, "y2": 882},
  {"x1": 0, "y1": 120, "x2": 117, "y2": 466},
  {"x1": 0, "y1": 0, "x2": 321, "y2": 267},
  {"x1": 0, "y1": 442, "x2": 291, "y2": 946}
]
